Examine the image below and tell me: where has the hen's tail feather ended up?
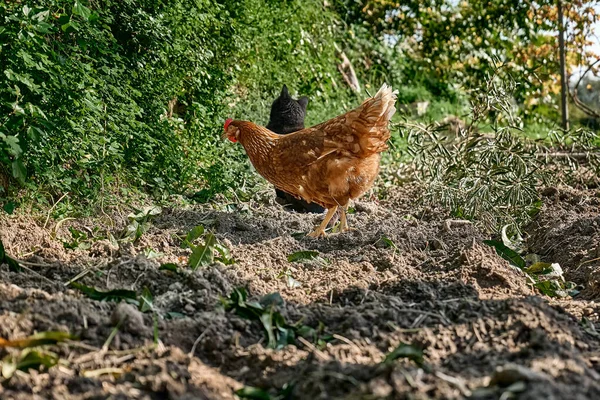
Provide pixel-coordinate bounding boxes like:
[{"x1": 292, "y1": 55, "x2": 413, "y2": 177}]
[{"x1": 353, "y1": 83, "x2": 397, "y2": 155}]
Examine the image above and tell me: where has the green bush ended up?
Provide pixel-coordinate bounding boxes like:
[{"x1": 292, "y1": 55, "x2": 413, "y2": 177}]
[
  {"x1": 0, "y1": 0, "x2": 236, "y2": 203},
  {"x1": 0, "y1": 0, "x2": 374, "y2": 208}
]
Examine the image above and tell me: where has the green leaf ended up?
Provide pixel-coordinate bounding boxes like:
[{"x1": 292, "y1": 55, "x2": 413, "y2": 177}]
[
  {"x1": 2, "y1": 350, "x2": 58, "y2": 379},
  {"x1": 188, "y1": 233, "x2": 216, "y2": 271},
  {"x1": 139, "y1": 287, "x2": 153, "y2": 313},
  {"x1": 4, "y1": 135, "x2": 22, "y2": 157},
  {"x1": 0, "y1": 331, "x2": 75, "y2": 349},
  {"x1": 260, "y1": 292, "x2": 284, "y2": 308},
  {"x1": 32, "y1": 10, "x2": 50, "y2": 21},
  {"x1": 581, "y1": 317, "x2": 600, "y2": 338},
  {"x1": 70, "y1": 282, "x2": 138, "y2": 303},
  {"x1": 3, "y1": 202, "x2": 15, "y2": 215},
  {"x1": 182, "y1": 225, "x2": 204, "y2": 248},
  {"x1": 377, "y1": 235, "x2": 397, "y2": 249},
  {"x1": 384, "y1": 342, "x2": 426, "y2": 368},
  {"x1": 73, "y1": 1, "x2": 92, "y2": 21},
  {"x1": 287, "y1": 250, "x2": 319, "y2": 263},
  {"x1": 159, "y1": 263, "x2": 179, "y2": 272},
  {"x1": 483, "y1": 240, "x2": 526, "y2": 269},
  {"x1": 260, "y1": 311, "x2": 277, "y2": 349},
  {"x1": 525, "y1": 262, "x2": 553, "y2": 274},
  {"x1": 215, "y1": 243, "x2": 235, "y2": 265},
  {"x1": 165, "y1": 312, "x2": 186, "y2": 320},
  {"x1": 11, "y1": 159, "x2": 26, "y2": 185},
  {"x1": 534, "y1": 280, "x2": 567, "y2": 298},
  {"x1": 0, "y1": 239, "x2": 21, "y2": 272},
  {"x1": 235, "y1": 387, "x2": 274, "y2": 400}
]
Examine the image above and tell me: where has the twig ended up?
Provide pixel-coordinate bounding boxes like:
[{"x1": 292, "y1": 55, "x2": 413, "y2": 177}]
[
  {"x1": 82, "y1": 367, "x2": 124, "y2": 378},
  {"x1": 102, "y1": 321, "x2": 121, "y2": 352},
  {"x1": 188, "y1": 328, "x2": 209, "y2": 357},
  {"x1": 43, "y1": 192, "x2": 69, "y2": 229},
  {"x1": 298, "y1": 336, "x2": 329, "y2": 361},
  {"x1": 434, "y1": 371, "x2": 472, "y2": 397},
  {"x1": 537, "y1": 152, "x2": 600, "y2": 160},
  {"x1": 16, "y1": 259, "x2": 56, "y2": 268},
  {"x1": 17, "y1": 264, "x2": 55, "y2": 285},
  {"x1": 569, "y1": 59, "x2": 600, "y2": 118},
  {"x1": 332, "y1": 334, "x2": 362, "y2": 354}
]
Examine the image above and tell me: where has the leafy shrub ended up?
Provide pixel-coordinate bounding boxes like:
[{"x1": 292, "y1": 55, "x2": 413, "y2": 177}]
[{"x1": 0, "y1": 0, "x2": 372, "y2": 208}]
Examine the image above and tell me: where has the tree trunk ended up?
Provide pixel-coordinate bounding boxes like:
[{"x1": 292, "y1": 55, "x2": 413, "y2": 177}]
[{"x1": 558, "y1": 0, "x2": 569, "y2": 130}]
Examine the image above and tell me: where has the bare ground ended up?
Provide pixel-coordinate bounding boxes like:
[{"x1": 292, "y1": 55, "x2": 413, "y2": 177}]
[{"x1": 0, "y1": 183, "x2": 599, "y2": 400}]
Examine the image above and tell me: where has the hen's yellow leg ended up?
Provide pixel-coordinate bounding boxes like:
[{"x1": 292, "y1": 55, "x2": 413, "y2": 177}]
[
  {"x1": 339, "y1": 207, "x2": 356, "y2": 232},
  {"x1": 339, "y1": 207, "x2": 349, "y2": 232},
  {"x1": 307, "y1": 206, "x2": 338, "y2": 238}
]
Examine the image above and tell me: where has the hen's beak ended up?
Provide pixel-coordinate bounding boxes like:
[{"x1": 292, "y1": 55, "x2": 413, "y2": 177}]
[{"x1": 223, "y1": 118, "x2": 238, "y2": 143}]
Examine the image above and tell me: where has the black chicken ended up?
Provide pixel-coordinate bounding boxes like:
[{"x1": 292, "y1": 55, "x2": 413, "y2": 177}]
[{"x1": 266, "y1": 85, "x2": 325, "y2": 214}]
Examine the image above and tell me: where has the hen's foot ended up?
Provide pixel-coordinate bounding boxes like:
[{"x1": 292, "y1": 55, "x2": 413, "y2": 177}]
[
  {"x1": 307, "y1": 206, "x2": 338, "y2": 239},
  {"x1": 307, "y1": 228, "x2": 327, "y2": 238}
]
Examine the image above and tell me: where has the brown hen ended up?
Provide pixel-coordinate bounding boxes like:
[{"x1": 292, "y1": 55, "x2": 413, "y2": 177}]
[{"x1": 224, "y1": 84, "x2": 397, "y2": 237}]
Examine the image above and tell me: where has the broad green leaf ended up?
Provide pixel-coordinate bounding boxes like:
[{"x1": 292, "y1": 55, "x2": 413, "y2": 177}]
[
  {"x1": 260, "y1": 311, "x2": 277, "y2": 349},
  {"x1": 214, "y1": 243, "x2": 235, "y2": 264},
  {"x1": 139, "y1": 287, "x2": 153, "y2": 313},
  {"x1": 32, "y1": 10, "x2": 50, "y2": 21},
  {"x1": 525, "y1": 262, "x2": 552, "y2": 274},
  {"x1": 73, "y1": 1, "x2": 92, "y2": 21},
  {"x1": 2, "y1": 350, "x2": 58, "y2": 379},
  {"x1": 70, "y1": 282, "x2": 137, "y2": 303},
  {"x1": 159, "y1": 263, "x2": 178, "y2": 272},
  {"x1": 384, "y1": 342, "x2": 425, "y2": 367},
  {"x1": 4, "y1": 135, "x2": 22, "y2": 157},
  {"x1": 534, "y1": 280, "x2": 567, "y2": 298},
  {"x1": 12, "y1": 159, "x2": 26, "y2": 185},
  {"x1": 235, "y1": 387, "x2": 274, "y2": 400},
  {"x1": 287, "y1": 250, "x2": 319, "y2": 263},
  {"x1": 3, "y1": 202, "x2": 16, "y2": 215},
  {"x1": 483, "y1": 240, "x2": 526, "y2": 269},
  {"x1": 222, "y1": 288, "x2": 311, "y2": 350},
  {"x1": 260, "y1": 292, "x2": 284, "y2": 308},
  {"x1": 188, "y1": 233, "x2": 216, "y2": 271},
  {"x1": 182, "y1": 225, "x2": 204, "y2": 248}
]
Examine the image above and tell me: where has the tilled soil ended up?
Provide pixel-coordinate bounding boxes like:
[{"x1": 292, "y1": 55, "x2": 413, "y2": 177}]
[{"x1": 0, "y1": 184, "x2": 599, "y2": 400}]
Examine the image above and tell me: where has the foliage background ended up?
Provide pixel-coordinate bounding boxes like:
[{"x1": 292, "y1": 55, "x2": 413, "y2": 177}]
[{"x1": 0, "y1": 0, "x2": 598, "y2": 213}]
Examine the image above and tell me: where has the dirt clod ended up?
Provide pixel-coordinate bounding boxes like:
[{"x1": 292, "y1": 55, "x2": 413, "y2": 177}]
[{"x1": 0, "y1": 185, "x2": 599, "y2": 399}]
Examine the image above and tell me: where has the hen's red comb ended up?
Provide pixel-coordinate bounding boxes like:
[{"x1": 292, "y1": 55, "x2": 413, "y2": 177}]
[{"x1": 224, "y1": 118, "x2": 233, "y2": 131}]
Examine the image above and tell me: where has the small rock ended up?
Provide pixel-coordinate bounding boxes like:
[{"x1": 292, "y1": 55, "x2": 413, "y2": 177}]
[
  {"x1": 368, "y1": 377, "x2": 393, "y2": 397},
  {"x1": 430, "y1": 238, "x2": 446, "y2": 250},
  {"x1": 361, "y1": 262, "x2": 375, "y2": 272},
  {"x1": 184, "y1": 303, "x2": 196, "y2": 313},
  {"x1": 490, "y1": 364, "x2": 550, "y2": 386},
  {"x1": 110, "y1": 302, "x2": 145, "y2": 334},
  {"x1": 355, "y1": 202, "x2": 377, "y2": 214},
  {"x1": 541, "y1": 187, "x2": 558, "y2": 197}
]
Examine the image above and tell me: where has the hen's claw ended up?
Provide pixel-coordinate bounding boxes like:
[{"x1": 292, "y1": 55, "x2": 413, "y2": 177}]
[
  {"x1": 306, "y1": 206, "x2": 338, "y2": 239},
  {"x1": 307, "y1": 228, "x2": 327, "y2": 238}
]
